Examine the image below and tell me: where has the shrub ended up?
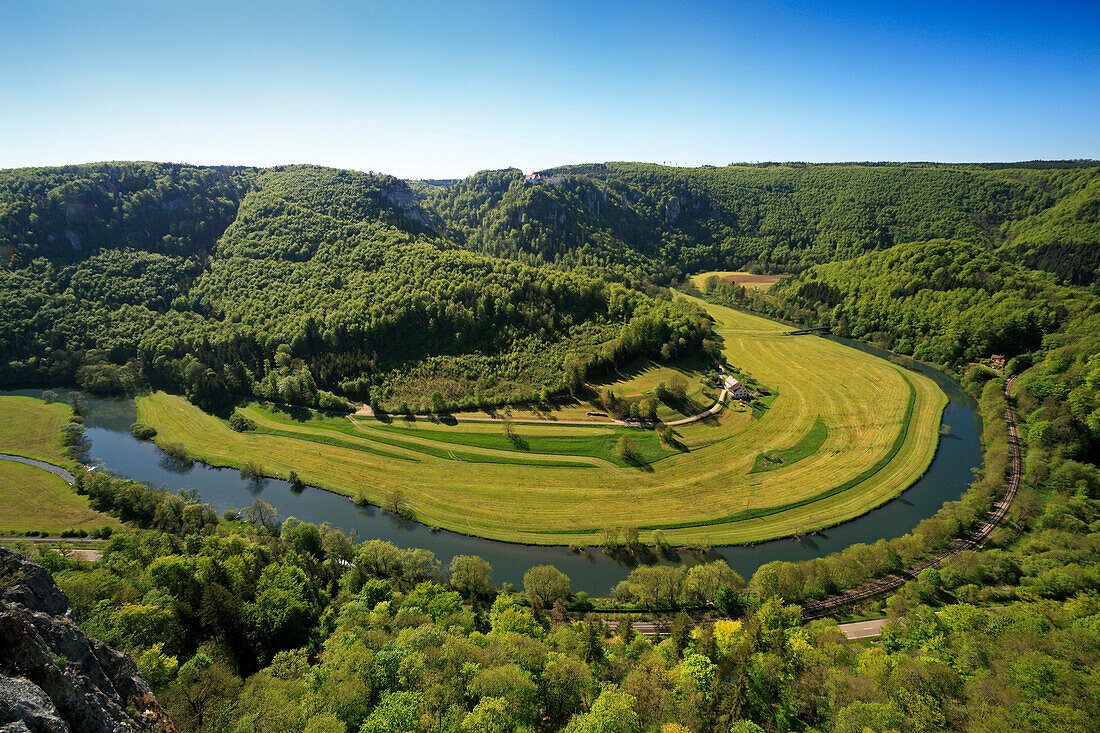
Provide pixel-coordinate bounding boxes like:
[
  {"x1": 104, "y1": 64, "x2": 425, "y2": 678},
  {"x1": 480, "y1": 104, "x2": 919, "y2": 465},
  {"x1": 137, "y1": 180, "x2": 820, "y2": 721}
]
[
  {"x1": 60, "y1": 423, "x2": 85, "y2": 446},
  {"x1": 130, "y1": 422, "x2": 157, "y2": 440},
  {"x1": 160, "y1": 442, "x2": 191, "y2": 464},
  {"x1": 616, "y1": 435, "x2": 637, "y2": 460},
  {"x1": 317, "y1": 390, "x2": 353, "y2": 412},
  {"x1": 228, "y1": 412, "x2": 256, "y2": 432},
  {"x1": 240, "y1": 460, "x2": 263, "y2": 481}
]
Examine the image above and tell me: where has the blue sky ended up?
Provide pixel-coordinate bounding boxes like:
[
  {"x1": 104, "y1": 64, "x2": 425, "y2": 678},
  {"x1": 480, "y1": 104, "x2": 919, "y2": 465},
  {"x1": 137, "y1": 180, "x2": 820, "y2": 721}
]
[{"x1": 2, "y1": 0, "x2": 1098, "y2": 178}]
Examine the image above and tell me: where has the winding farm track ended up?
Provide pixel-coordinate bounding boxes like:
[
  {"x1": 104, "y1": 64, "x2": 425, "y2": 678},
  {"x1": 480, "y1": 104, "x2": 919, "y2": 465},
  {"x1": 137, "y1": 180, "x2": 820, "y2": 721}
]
[
  {"x1": 353, "y1": 388, "x2": 731, "y2": 429},
  {"x1": 0, "y1": 453, "x2": 74, "y2": 484},
  {"x1": 610, "y1": 376, "x2": 1022, "y2": 635}
]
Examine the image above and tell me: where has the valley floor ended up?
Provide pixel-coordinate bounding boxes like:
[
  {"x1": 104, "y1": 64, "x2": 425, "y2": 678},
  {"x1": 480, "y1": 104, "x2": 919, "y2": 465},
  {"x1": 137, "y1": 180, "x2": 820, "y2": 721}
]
[{"x1": 136, "y1": 296, "x2": 948, "y2": 545}]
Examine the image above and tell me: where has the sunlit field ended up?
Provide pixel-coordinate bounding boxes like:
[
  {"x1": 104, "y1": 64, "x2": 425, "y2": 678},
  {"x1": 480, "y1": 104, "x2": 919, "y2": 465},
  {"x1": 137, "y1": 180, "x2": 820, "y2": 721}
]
[{"x1": 138, "y1": 296, "x2": 947, "y2": 545}]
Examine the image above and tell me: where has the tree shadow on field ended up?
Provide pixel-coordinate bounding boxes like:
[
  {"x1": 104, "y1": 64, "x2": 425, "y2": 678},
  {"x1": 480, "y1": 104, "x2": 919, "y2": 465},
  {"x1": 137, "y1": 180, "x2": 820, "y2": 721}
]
[
  {"x1": 694, "y1": 412, "x2": 722, "y2": 428},
  {"x1": 662, "y1": 393, "x2": 705, "y2": 417},
  {"x1": 623, "y1": 454, "x2": 655, "y2": 473},
  {"x1": 272, "y1": 403, "x2": 315, "y2": 423},
  {"x1": 661, "y1": 428, "x2": 689, "y2": 452}
]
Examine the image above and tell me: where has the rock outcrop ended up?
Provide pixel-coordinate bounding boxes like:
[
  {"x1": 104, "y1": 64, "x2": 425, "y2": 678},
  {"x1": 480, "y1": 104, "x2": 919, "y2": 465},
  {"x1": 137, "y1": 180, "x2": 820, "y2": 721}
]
[
  {"x1": 381, "y1": 183, "x2": 435, "y2": 229},
  {"x1": 665, "y1": 196, "x2": 681, "y2": 223},
  {"x1": 0, "y1": 548, "x2": 176, "y2": 733}
]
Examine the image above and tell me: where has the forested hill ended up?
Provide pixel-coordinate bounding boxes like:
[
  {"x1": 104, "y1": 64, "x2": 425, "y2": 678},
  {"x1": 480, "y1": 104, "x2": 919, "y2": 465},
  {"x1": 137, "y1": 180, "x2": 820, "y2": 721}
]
[
  {"x1": 427, "y1": 162, "x2": 1100, "y2": 284},
  {"x1": 0, "y1": 163, "x2": 712, "y2": 409},
  {"x1": 2, "y1": 159, "x2": 1098, "y2": 411}
]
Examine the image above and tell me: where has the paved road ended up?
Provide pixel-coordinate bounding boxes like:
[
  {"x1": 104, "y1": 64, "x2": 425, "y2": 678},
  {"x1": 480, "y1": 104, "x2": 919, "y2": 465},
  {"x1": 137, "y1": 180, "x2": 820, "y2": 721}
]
[
  {"x1": 0, "y1": 453, "x2": 75, "y2": 483},
  {"x1": 837, "y1": 618, "x2": 888, "y2": 639},
  {"x1": 607, "y1": 615, "x2": 888, "y2": 640}
]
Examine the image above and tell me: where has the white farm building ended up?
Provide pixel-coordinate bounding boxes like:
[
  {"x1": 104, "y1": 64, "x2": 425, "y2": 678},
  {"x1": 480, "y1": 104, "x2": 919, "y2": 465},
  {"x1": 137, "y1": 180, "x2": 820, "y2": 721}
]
[{"x1": 725, "y1": 377, "x2": 752, "y2": 401}]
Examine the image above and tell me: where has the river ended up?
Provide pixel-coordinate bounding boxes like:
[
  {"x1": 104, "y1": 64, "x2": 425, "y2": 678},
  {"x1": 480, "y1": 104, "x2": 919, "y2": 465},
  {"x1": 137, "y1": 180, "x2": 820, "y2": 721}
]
[{"x1": 3, "y1": 355, "x2": 980, "y2": 594}]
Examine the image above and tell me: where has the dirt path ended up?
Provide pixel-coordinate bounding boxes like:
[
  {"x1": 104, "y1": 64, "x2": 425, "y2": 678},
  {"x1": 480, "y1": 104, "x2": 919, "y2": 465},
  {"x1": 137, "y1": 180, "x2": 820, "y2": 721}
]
[{"x1": 354, "y1": 388, "x2": 731, "y2": 430}]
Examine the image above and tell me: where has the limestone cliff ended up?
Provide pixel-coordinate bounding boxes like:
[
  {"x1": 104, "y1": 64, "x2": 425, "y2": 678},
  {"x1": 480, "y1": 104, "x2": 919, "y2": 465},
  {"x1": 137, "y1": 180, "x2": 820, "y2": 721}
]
[{"x1": 0, "y1": 548, "x2": 175, "y2": 733}]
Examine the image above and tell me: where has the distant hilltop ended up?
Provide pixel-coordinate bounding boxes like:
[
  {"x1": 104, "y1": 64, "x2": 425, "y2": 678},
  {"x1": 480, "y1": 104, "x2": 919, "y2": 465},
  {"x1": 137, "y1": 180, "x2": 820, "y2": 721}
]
[
  {"x1": 414, "y1": 178, "x2": 461, "y2": 187},
  {"x1": 524, "y1": 172, "x2": 563, "y2": 184}
]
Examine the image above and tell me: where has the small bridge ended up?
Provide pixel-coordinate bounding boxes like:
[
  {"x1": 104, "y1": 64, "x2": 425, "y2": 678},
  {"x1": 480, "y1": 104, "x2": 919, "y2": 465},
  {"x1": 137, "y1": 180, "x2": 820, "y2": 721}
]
[{"x1": 785, "y1": 326, "x2": 830, "y2": 335}]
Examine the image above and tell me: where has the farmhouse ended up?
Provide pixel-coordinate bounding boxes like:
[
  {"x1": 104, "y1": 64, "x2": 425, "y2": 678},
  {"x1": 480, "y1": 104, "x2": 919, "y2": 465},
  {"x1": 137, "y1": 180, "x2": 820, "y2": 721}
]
[{"x1": 726, "y1": 377, "x2": 752, "y2": 401}]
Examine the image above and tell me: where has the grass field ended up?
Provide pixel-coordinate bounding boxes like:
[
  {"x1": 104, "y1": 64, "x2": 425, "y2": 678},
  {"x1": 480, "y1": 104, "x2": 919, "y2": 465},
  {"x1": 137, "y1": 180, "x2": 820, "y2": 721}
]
[
  {"x1": 137, "y1": 293, "x2": 948, "y2": 545},
  {"x1": 691, "y1": 271, "x2": 787, "y2": 292},
  {"x1": 0, "y1": 396, "x2": 73, "y2": 465},
  {"x1": 0, "y1": 461, "x2": 117, "y2": 534}
]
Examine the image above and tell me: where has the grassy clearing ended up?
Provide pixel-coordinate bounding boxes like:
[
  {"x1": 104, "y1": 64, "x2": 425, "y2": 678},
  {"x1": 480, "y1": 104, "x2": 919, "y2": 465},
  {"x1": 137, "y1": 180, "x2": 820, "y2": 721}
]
[
  {"x1": 137, "y1": 293, "x2": 947, "y2": 546},
  {"x1": 640, "y1": 374, "x2": 918, "y2": 530},
  {"x1": 691, "y1": 271, "x2": 787, "y2": 292},
  {"x1": 750, "y1": 417, "x2": 828, "y2": 473},
  {"x1": 245, "y1": 402, "x2": 677, "y2": 467},
  {"x1": 0, "y1": 396, "x2": 72, "y2": 466},
  {"x1": 0, "y1": 461, "x2": 117, "y2": 534}
]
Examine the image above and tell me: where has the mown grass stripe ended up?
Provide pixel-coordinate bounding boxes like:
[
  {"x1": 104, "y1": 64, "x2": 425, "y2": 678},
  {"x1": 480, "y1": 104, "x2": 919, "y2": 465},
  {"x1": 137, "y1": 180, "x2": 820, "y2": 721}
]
[
  {"x1": 133, "y1": 291, "x2": 946, "y2": 547},
  {"x1": 342, "y1": 420, "x2": 595, "y2": 468},
  {"x1": 364, "y1": 420, "x2": 675, "y2": 466},
  {"x1": 528, "y1": 370, "x2": 920, "y2": 536},
  {"x1": 749, "y1": 416, "x2": 828, "y2": 473},
  {"x1": 251, "y1": 425, "x2": 420, "y2": 462}
]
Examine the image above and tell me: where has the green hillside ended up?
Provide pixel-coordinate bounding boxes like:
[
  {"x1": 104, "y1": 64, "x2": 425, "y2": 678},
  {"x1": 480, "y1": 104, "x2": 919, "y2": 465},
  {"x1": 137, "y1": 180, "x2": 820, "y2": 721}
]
[
  {"x1": 0, "y1": 164, "x2": 712, "y2": 409},
  {"x1": 428, "y1": 161, "x2": 1100, "y2": 282}
]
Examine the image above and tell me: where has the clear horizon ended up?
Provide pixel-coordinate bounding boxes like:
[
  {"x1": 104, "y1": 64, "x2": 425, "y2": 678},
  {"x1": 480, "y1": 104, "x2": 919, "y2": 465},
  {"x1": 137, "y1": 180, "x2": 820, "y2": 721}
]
[{"x1": 3, "y1": 1, "x2": 1098, "y2": 179}]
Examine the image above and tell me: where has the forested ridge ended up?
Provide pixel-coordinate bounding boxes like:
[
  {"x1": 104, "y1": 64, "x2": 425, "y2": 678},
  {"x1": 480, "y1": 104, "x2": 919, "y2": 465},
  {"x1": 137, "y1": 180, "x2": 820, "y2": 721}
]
[
  {"x1": 429, "y1": 161, "x2": 1100, "y2": 283},
  {"x1": 0, "y1": 163, "x2": 712, "y2": 410},
  {"x1": 3, "y1": 160, "x2": 1099, "y2": 413}
]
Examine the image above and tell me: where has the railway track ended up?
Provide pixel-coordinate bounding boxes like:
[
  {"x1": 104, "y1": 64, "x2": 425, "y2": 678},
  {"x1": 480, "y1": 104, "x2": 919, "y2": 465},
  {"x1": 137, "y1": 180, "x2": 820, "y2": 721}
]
[{"x1": 801, "y1": 376, "x2": 1020, "y2": 619}]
